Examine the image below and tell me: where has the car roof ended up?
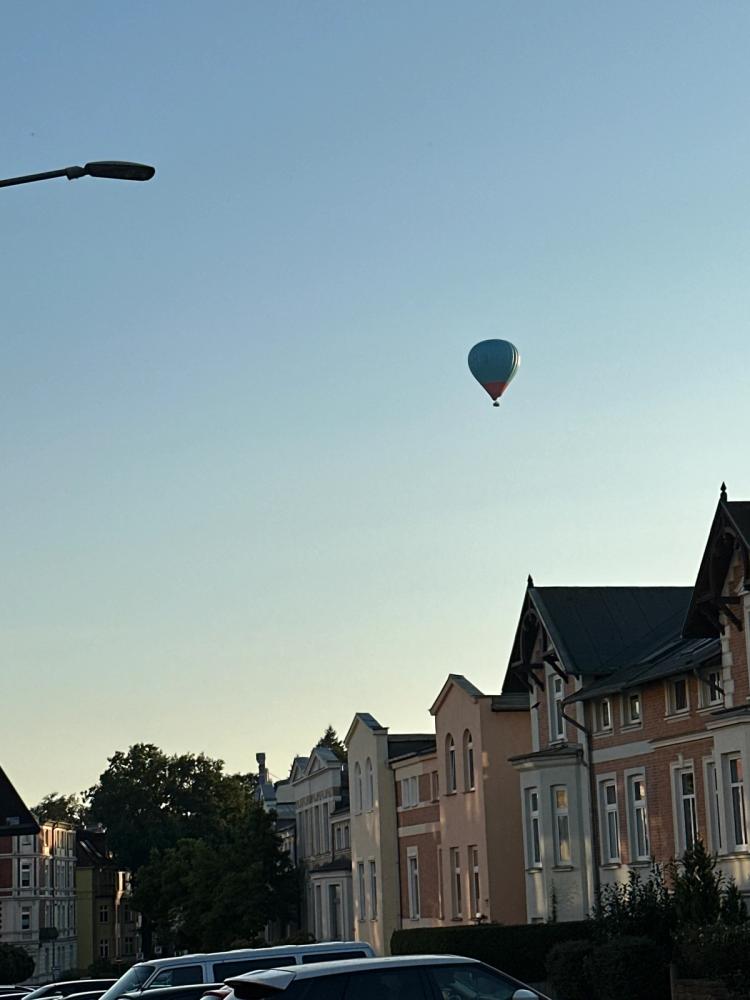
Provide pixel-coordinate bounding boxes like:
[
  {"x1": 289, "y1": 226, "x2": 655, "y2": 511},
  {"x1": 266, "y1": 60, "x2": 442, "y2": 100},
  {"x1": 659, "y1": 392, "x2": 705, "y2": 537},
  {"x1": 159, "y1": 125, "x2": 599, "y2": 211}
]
[
  {"x1": 229, "y1": 955, "x2": 476, "y2": 989},
  {"x1": 122, "y1": 989, "x2": 223, "y2": 999},
  {"x1": 140, "y1": 943, "x2": 366, "y2": 969}
]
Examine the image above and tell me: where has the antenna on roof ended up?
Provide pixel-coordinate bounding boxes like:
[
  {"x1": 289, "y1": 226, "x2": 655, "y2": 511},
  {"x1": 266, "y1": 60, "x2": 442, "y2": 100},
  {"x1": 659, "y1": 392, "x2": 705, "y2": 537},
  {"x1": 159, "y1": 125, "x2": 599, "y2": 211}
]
[
  {"x1": 721, "y1": 482, "x2": 728, "y2": 502},
  {"x1": 527, "y1": 574, "x2": 534, "y2": 588}
]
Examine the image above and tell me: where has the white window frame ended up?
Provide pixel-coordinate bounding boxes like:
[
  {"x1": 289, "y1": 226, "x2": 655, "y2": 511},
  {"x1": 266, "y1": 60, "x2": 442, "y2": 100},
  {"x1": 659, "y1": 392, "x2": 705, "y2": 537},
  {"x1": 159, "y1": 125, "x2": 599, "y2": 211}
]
[
  {"x1": 598, "y1": 697, "x2": 612, "y2": 732},
  {"x1": 357, "y1": 862, "x2": 366, "y2": 921},
  {"x1": 727, "y1": 755, "x2": 748, "y2": 851},
  {"x1": 450, "y1": 847, "x2": 462, "y2": 918},
  {"x1": 550, "y1": 675, "x2": 566, "y2": 741},
  {"x1": 704, "y1": 758, "x2": 723, "y2": 853},
  {"x1": 673, "y1": 764, "x2": 699, "y2": 853},
  {"x1": 625, "y1": 771, "x2": 650, "y2": 861},
  {"x1": 446, "y1": 735, "x2": 457, "y2": 794},
  {"x1": 354, "y1": 763, "x2": 363, "y2": 814},
  {"x1": 624, "y1": 691, "x2": 642, "y2": 726},
  {"x1": 401, "y1": 775, "x2": 419, "y2": 809},
  {"x1": 19, "y1": 861, "x2": 31, "y2": 889},
  {"x1": 21, "y1": 906, "x2": 31, "y2": 931},
  {"x1": 552, "y1": 785, "x2": 572, "y2": 865},
  {"x1": 464, "y1": 731, "x2": 476, "y2": 791},
  {"x1": 599, "y1": 778, "x2": 621, "y2": 864},
  {"x1": 525, "y1": 787, "x2": 542, "y2": 868},
  {"x1": 700, "y1": 668, "x2": 724, "y2": 708},
  {"x1": 369, "y1": 860, "x2": 378, "y2": 919},
  {"x1": 406, "y1": 848, "x2": 420, "y2": 920},
  {"x1": 469, "y1": 845, "x2": 480, "y2": 918},
  {"x1": 365, "y1": 758, "x2": 374, "y2": 812},
  {"x1": 667, "y1": 676, "x2": 690, "y2": 716}
]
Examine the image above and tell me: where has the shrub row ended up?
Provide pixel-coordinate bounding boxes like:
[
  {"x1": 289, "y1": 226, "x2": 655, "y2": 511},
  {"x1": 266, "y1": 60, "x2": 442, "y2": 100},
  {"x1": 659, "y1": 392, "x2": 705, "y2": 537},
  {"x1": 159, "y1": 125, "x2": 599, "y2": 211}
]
[
  {"x1": 546, "y1": 936, "x2": 670, "y2": 1000},
  {"x1": 391, "y1": 921, "x2": 594, "y2": 985}
]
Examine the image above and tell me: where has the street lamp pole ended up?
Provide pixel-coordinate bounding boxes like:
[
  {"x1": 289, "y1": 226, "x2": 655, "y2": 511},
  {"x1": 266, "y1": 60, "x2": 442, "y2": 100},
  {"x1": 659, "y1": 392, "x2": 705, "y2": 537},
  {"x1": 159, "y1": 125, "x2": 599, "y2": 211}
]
[{"x1": 0, "y1": 160, "x2": 155, "y2": 189}]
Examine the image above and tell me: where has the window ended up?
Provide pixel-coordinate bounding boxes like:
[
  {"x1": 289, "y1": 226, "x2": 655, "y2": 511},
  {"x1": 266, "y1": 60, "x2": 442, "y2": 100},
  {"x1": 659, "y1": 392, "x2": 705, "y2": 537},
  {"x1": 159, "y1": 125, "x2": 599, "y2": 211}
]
[
  {"x1": 20, "y1": 861, "x2": 31, "y2": 888},
  {"x1": 598, "y1": 698, "x2": 612, "y2": 731},
  {"x1": 430, "y1": 963, "x2": 520, "y2": 1000},
  {"x1": 669, "y1": 677, "x2": 689, "y2": 715},
  {"x1": 301, "y1": 949, "x2": 369, "y2": 964},
  {"x1": 345, "y1": 968, "x2": 429, "y2": 1000},
  {"x1": 357, "y1": 862, "x2": 366, "y2": 921},
  {"x1": 99, "y1": 904, "x2": 109, "y2": 923},
  {"x1": 626, "y1": 692, "x2": 641, "y2": 725},
  {"x1": 407, "y1": 849, "x2": 420, "y2": 919},
  {"x1": 354, "y1": 763, "x2": 363, "y2": 813},
  {"x1": 600, "y1": 781, "x2": 620, "y2": 863},
  {"x1": 323, "y1": 802, "x2": 330, "y2": 852},
  {"x1": 314, "y1": 883, "x2": 322, "y2": 939},
  {"x1": 525, "y1": 787, "x2": 541, "y2": 867},
  {"x1": 99, "y1": 939, "x2": 110, "y2": 959},
  {"x1": 21, "y1": 907, "x2": 30, "y2": 931},
  {"x1": 676, "y1": 767, "x2": 699, "y2": 851},
  {"x1": 628, "y1": 775, "x2": 650, "y2": 861},
  {"x1": 553, "y1": 786, "x2": 571, "y2": 865},
  {"x1": 343, "y1": 823, "x2": 350, "y2": 848},
  {"x1": 447, "y1": 735, "x2": 457, "y2": 793},
  {"x1": 124, "y1": 936, "x2": 135, "y2": 955},
  {"x1": 463, "y1": 731, "x2": 475, "y2": 791},
  {"x1": 701, "y1": 669, "x2": 723, "y2": 707},
  {"x1": 728, "y1": 756, "x2": 748, "y2": 850},
  {"x1": 450, "y1": 847, "x2": 462, "y2": 918},
  {"x1": 551, "y1": 676, "x2": 566, "y2": 740},
  {"x1": 149, "y1": 966, "x2": 204, "y2": 987},
  {"x1": 401, "y1": 776, "x2": 419, "y2": 808},
  {"x1": 335, "y1": 825, "x2": 342, "y2": 850},
  {"x1": 365, "y1": 758, "x2": 374, "y2": 811},
  {"x1": 469, "y1": 846, "x2": 480, "y2": 918},
  {"x1": 369, "y1": 860, "x2": 377, "y2": 918},
  {"x1": 431, "y1": 770, "x2": 439, "y2": 801},
  {"x1": 706, "y1": 760, "x2": 723, "y2": 852}
]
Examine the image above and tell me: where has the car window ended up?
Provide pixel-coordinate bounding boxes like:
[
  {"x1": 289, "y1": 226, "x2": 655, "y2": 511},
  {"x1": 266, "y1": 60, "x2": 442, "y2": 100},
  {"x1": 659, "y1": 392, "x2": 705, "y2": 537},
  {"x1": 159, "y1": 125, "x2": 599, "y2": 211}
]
[
  {"x1": 149, "y1": 967, "x2": 204, "y2": 989},
  {"x1": 343, "y1": 969, "x2": 428, "y2": 1000},
  {"x1": 301, "y1": 951, "x2": 368, "y2": 964},
  {"x1": 213, "y1": 958, "x2": 296, "y2": 978},
  {"x1": 430, "y1": 964, "x2": 526, "y2": 1000}
]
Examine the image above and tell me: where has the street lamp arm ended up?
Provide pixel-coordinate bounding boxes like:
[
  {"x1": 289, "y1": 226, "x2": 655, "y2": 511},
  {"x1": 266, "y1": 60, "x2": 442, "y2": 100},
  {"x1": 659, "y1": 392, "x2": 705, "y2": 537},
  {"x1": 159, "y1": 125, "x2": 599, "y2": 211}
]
[{"x1": 0, "y1": 160, "x2": 154, "y2": 188}]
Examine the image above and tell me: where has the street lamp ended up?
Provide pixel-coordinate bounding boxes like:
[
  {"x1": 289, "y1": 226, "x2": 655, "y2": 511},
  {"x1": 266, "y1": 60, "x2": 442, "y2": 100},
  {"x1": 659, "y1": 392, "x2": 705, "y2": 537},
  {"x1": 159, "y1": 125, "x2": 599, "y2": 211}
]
[{"x1": 0, "y1": 160, "x2": 155, "y2": 189}]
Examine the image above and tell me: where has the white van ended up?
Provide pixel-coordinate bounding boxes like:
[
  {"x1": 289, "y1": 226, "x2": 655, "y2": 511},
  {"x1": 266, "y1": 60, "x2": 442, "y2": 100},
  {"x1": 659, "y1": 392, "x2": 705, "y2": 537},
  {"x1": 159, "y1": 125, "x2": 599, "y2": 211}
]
[{"x1": 99, "y1": 943, "x2": 376, "y2": 1000}]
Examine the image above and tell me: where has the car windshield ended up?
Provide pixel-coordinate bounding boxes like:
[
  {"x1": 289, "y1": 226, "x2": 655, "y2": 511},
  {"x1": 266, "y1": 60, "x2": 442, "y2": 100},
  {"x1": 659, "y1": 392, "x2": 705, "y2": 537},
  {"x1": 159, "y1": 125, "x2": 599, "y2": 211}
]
[{"x1": 99, "y1": 968, "x2": 156, "y2": 1000}]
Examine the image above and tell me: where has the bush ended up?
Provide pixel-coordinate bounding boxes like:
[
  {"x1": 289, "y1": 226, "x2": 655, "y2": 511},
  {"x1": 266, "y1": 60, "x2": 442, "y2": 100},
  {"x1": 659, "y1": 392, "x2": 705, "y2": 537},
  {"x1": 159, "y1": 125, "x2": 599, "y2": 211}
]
[
  {"x1": 587, "y1": 935, "x2": 669, "y2": 1000},
  {"x1": 391, "y1": 921, "x2": 595, "y2": 984},
  {"x1": 546, "y1": 940, "x2": 594, "y2": 1000},
  {"x1": 674, "y1": 923, "x2": 750, "y2": 997},
  {"x1": 0, "y1": 943, "x2": 34, "y2": 984}
]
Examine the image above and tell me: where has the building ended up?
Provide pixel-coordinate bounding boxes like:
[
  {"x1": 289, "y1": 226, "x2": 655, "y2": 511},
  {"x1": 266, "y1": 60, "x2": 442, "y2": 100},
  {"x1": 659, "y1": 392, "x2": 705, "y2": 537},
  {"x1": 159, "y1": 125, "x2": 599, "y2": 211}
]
[
  {"x1": 430, "y1": 675, "x2": 530, "y2": 927},
  {"x1": 0, "y1": 768, "x2": 39, "y2": 838},
  {"x1": 345, "y1": 714, "x2": 435, "y2": 954},
  {"x1": 391, "y1": 743, "x2": 441, "y2": 931},
  {"x1": 291, "y1": 747, "x2": 354, "y2": 943},
  {"x1": 76, "y1": 829, "x2": 137, "y2": 972},
  {"x1": 506, "y1": 488, "x2": 750, "y2": 921},
  {"x1": 0, "y1": 821, "x2": 78, "y2": 982},
  {"x1": 255, "y1": 753, "x2": 297, "y2": 866}
]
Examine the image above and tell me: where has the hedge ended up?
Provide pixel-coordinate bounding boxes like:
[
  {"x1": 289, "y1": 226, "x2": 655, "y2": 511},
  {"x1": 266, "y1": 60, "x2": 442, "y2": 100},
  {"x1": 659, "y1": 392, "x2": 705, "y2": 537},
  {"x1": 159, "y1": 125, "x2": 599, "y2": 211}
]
[{"x1": 391, "y1": 921, "x2": 595, "y2": 984}]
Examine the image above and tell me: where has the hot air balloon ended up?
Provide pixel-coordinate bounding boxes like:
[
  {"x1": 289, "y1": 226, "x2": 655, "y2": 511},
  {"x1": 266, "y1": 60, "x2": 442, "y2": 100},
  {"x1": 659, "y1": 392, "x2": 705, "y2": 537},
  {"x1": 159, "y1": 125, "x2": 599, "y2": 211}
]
[{"x1": 468, "y1": 339, "x2": 520, "y2": 407}]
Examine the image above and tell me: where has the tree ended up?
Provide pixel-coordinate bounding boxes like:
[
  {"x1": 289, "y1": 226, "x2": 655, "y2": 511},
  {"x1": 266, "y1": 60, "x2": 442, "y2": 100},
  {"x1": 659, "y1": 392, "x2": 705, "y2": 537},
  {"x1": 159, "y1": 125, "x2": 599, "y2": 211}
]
[
  {"x1": 33, "y1": 792, "x2": 87, "y2": 826},
  {"x1": 0, "y1": 943, "x2": 34, "y2": 983},
  {"x1": 317, "y1": 725, "x2": 346, "y2": 761}
]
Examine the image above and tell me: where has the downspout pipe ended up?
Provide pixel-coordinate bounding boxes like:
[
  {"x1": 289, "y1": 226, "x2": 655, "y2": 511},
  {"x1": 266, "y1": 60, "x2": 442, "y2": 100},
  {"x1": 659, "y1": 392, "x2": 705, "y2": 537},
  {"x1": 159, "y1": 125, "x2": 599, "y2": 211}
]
[{"x1": 561, "y1": 704, "x2": 601, "y2": 907}]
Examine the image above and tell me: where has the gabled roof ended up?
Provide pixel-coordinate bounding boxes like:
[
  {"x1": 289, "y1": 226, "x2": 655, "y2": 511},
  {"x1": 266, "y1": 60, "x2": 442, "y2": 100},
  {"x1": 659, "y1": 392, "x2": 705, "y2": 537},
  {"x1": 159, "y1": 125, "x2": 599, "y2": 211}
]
[
  {"x1": 0, "y1": 766, "x2": 39, "y2": 837},
  {"x1": 345, "y1": 712, "x2": 386, "y2": 747},
  {"x1": 684, "y1": 490, "x2": 750, "y2": 638},
  {"x1": 430, "y1": 674, "x2": 486, "y2": 715}
]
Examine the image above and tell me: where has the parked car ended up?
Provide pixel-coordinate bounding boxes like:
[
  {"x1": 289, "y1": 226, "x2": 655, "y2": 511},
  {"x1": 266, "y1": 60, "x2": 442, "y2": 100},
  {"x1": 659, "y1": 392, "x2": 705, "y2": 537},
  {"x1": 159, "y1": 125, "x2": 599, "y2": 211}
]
[
  {"x1": 24, "y1": 983, "x2": 116, "y2": 1000},
  {"x1": 0, "y1": 990, "x2": 33, "y2": 997},
  {"x1": 65, "y1": 990, "x2": 116, "y2": 1000},
  {"x1": 99, "y1": 943, "x2": 375, "y2": 1000},
  {"x1": 122, "y1": 987, "x2": 224, "y2": 1000},
  {"x1": 226, "y1": 955, "x2": 546, "y2": 1000}
]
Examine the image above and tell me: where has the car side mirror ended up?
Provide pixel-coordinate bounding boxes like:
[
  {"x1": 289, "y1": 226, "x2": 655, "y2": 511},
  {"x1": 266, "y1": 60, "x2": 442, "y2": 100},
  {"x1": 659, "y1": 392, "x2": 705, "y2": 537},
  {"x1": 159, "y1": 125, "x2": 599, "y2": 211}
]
[{"x1": 512, "y1": 991, "x2": 538, "y2": 1000}]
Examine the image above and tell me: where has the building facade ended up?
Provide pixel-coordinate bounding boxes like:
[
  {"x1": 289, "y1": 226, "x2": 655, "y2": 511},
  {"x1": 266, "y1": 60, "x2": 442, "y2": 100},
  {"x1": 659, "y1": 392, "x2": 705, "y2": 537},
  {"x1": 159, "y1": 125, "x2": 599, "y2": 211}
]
[
  {"x1": 0, "y1": 821, "x2": 78, "y2": 982},
  {"x1": 391, "y1": 747, "x2": 441, "y2": 930},
  {"x1": 292, "y1": 747, "x2": 354, "y2": 943},
  {"x1": 431, "y1": 675, "x2": 530, "y2": 927},
  {"x1": 76, "y1": 829, "x2": 137, "y2": 973}
]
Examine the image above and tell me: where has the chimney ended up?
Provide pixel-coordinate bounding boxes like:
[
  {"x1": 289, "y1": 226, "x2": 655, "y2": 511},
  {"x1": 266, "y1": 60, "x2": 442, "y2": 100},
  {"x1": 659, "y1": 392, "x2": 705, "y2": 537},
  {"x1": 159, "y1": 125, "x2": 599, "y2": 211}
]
[{"x1": 256, "y1": 752, "x2": 268, "y2": 784}]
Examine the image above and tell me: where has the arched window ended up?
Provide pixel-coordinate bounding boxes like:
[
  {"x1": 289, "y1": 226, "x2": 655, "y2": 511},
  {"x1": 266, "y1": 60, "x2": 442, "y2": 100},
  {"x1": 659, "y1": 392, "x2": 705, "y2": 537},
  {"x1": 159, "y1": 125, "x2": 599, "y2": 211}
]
[
  {"x1": 354, "y1": 762, "x2": 363, "y2": 814},
  {"x1": 446, "y1": 735, "x2": 457, "y2": 793},
  {"x1": 464, "y1": 730, "x2": 475, "y2": 791},
  {"x1": 365, "y1": 758, "x2": 375, "y2": 811}
]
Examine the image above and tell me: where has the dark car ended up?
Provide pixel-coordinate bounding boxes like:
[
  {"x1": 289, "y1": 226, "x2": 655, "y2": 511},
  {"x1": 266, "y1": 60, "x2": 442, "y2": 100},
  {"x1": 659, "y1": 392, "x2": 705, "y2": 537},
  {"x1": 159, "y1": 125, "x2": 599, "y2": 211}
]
[
  {"x1": 64, "y1": 991, "x2": 114, "y2": 1000},
  {"x1": 0, "y1": 991, "x2": 33, "y2": 998},
  {"x1": 24, "y1": 983, "x2": 116, "y2": 1000},
  {"x1": 121, "y1": 986, "x2": 224, "y2": 1000}
]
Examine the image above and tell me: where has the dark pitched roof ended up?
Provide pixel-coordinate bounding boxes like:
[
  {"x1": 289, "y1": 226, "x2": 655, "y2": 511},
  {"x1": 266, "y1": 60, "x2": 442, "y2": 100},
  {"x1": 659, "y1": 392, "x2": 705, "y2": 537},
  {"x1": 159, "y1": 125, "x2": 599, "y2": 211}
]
[
  {"x1": 491, "y1": 692, "x2": 529, "y2": 712},
  {"x1": 530, "y1": 586, "x2": 693, "y2": 676},
  {"x1": 0, "y1": 766, "x2": 39, "y2": 836},
  {"x1": 387, "y1": 735, "x2": 436, "y2": 760},
  {"x1": 684, "y1": 496, "x2": 750, "y2": 638}
]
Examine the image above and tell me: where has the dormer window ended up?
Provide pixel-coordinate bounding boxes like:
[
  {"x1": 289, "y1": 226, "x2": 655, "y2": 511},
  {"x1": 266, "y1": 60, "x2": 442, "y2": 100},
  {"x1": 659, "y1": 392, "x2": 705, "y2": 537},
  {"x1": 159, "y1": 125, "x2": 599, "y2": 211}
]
[
  {"x1": 700, "y1": 668, "x2": 723, "y2": 708},
  {"x1": 550, "y1": 675, "x2": 566, "y2": 741},
  {"x1": 626, "y1": 692, "x2": 641, "y2": 725},
  {"x1": 668, "y1": 677, "x2": 689, "y2": 716},
  {"x1": 597, "y1": 698, "x2": 612, "y2": 732}
]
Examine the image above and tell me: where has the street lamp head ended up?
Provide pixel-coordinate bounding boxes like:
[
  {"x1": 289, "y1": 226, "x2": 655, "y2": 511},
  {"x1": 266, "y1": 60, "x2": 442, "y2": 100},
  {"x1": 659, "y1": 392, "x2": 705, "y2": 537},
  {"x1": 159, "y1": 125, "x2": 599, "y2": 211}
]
[{"x1": 83, "y1": 161, "x2": 155, "y2": 182}]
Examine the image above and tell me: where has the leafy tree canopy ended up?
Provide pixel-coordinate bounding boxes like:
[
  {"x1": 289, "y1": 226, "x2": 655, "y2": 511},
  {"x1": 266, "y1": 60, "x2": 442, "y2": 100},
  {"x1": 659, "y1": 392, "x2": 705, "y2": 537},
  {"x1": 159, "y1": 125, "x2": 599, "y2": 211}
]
[
  {"x1": 0, "y1": 942, "x2": 34, "y2": 983},
  {"x1": 33, "y1": 792, "x2": 87, "y2": 827}
]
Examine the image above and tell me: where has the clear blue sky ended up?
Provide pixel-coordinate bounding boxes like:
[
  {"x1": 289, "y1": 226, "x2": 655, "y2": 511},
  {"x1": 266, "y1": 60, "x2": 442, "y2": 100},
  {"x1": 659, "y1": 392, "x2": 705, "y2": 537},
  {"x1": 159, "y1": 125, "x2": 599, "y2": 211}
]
[{"x1": 3, "y1": 1, "x2": 750, "y2": 802}]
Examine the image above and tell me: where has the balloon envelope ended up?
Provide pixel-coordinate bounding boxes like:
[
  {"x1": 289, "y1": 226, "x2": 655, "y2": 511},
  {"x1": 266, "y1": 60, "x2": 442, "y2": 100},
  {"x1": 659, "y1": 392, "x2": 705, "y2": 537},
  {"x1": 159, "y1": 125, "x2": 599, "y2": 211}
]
[{"x1": 468, "y1": 339, "x2": 520, "y2": 404}]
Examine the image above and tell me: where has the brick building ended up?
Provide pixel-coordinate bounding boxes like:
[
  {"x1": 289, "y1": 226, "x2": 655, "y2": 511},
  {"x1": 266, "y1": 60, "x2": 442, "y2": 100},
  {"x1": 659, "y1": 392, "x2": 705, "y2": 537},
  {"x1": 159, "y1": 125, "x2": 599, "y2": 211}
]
[
  {"x1": 507, "y1": 487, "x2": 750, "y2": 921},
  {"x1": 391, "y1": 746, "x2": 441, "y2": 930}
]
